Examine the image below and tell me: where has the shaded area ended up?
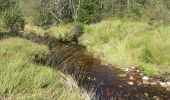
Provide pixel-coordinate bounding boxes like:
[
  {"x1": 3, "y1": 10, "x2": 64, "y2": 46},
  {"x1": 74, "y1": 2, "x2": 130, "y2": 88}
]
[
  {"x1": 0, "y1": 32, "x2": 17, "y2": 39},
  {"x1": 0, "y1": 31, "x2": 79, "y2": 49}
]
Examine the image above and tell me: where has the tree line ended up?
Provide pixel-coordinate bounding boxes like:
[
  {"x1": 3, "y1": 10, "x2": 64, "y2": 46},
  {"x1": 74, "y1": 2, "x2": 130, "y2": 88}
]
[{"x1": 0, "y1": 0, "x2": 170, "y2": 28}]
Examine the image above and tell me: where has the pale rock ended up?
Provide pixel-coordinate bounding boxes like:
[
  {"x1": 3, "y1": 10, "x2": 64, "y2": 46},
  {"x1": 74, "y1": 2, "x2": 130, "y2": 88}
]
[
  {"x1": 160, "y1": 82, "x2": 166, "y2": 87},
  {"x1": 150, "y1": 82, "x2": 157, "y2": 85},
  {"x1": 129, "y1": 76, "x2": 134, "y2": 80},
  {"x1": 125, "y1": 68, "x2": 129, "y2": 72},
  {"x1": 136, "y1": 70, "x2": 139, "y2": 73},
  {"x1": 128, "y1": 81, "x2": 134, "y2": 85},
  {"x1": 142, "y1": 76, "x2": 149, "y2": 81},
  {"x1": 139, "y1": 73, "x2": 144, "y2": 76},
  {"x1": 166, "y1": 82, "x2": 170, "y2": 86}
]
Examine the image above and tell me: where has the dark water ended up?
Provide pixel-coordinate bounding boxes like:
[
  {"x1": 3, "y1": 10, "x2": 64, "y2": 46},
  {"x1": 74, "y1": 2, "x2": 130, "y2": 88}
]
[{"x1": 41, "y1": 43, "x2": 170, "y2": 100}]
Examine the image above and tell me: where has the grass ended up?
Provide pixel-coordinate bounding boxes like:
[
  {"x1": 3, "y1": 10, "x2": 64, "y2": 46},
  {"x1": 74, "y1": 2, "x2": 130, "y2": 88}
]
[
  {"x1": 24, "y1": 24, "x2": 46, "y2": 36},
  {"x1": 1, "y1": 18, "x2": 169, "y2": 98},
  {"x1": 0, "y1": 38, "x2": 89, "y2": 99},
  {"x1": 24, "y1": 19, "x2": 170, "y2": 79},
  {"x1": 80, "y1": 19, "x2": 170, "y2": 78},
  {"x1": 25, "y1": 23, "x2": 72, "y2": 38}
]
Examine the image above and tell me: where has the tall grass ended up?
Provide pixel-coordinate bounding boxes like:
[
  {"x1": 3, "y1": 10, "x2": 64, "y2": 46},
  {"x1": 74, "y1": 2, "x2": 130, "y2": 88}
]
[
  {"x1": 0, "y1": 38, "x2": 89, "y2": 99},
  {"x1": 22, "y1": 18, "x2": 170, "y2": 79},
  {"x1": 80, "y1": 19, "x2": 170, "y2": 78}
]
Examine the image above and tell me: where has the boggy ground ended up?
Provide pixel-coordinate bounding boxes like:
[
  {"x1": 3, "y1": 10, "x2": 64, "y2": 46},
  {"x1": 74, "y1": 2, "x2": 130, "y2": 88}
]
[{"x1": 34, "y1": 43, "x2": 170, "y2": 100}]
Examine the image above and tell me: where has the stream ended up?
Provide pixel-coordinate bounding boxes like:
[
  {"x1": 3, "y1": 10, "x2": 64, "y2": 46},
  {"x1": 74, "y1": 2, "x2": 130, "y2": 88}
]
[{"x1": 35, "y1": 43, "x2": 170, "y2": 100}]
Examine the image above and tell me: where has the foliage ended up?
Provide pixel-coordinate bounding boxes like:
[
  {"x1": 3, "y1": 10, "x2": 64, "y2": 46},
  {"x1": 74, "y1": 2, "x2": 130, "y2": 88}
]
[
  {"x1": 2, "y1": 0, "x2": 170, "y2": 25},
  {"x1": 3, "y1": 7, "x2": 24, "y2": 34},
  {"x1": 73, "y1": 22, "x2": 84, "y2": 37},
  {"x1": 31, "y1": 0, "x2": 78, "y2": 26},
  {"x1": 77, "y1": 0, "x2": 101, "y2": 24},
  {"x1": 146, "y1": 0, "x2": 170, "y2": 25},
  {"x1": 60, "y1": 22, "x2": 84, "y2": 43},
  {"x1": 31, "y1": 3, "x2": 56, "y2": 28},
  {"x1": 0, "y1": 0, "x2": 12, "y2": 14}
]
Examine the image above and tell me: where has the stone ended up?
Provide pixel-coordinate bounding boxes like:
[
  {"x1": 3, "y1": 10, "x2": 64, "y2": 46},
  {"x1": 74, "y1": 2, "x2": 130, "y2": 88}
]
[
  {"x1": 142, "y1": 76, "x2": 149, "y2": 81},
  {"x1": 128, "y1": 82, "x2": 134, "y2": 85}
]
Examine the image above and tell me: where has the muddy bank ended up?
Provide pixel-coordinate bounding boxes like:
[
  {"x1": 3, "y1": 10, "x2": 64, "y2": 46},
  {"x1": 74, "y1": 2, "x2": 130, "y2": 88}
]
[{"x1": 34, "y1": 43, "x2": 170, "y2": 100}]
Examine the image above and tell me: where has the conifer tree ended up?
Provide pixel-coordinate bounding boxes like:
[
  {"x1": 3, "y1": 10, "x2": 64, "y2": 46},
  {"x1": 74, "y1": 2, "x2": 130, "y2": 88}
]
[{"x1": 77, "y1": 0, "x2": 101, "y2": 24}]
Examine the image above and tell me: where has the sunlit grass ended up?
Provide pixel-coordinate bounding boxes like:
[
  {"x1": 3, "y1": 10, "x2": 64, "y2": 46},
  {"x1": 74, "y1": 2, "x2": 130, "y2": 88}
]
[
  {"x1": 0, "y1": 38, "x2": 89, "y2": 99},
  {"x1": 80, "y1": 19, "x2": 170, "y2": 78},
  {"x1": 47, "y1": 24, "x2": 72, "y2": 38},
  {"x1": 23, "y1": 18, "x2": 170, "y2": 79},
  {"x1": 24, "y1": 23, "x2": 73, "y2": 39},
  {"x1": 25, "y1": 24, "x2": 46, "y2": 36}
]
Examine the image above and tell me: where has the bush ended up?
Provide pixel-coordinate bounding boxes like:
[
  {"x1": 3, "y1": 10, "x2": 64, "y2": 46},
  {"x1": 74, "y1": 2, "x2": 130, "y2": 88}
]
[
  {"x1": 73, "y1": 22, "x2": 84, "y2": 37},
  {"x1": 146, "y1": 1, "x2": 170, "y2": 25},
  {"x1": 126, "y1": 1, "x2": 144, "y2": 19},
  {"x1": 3, "y1": 7, "x2": 24, "y2": 34},
  {"x1": 77, "y1": 0, "x2": 101, "y2": 24},
  {"x1": 32, "y1": 5, "x2": 56, "y2": 28},
  {"x1": 62, "y1": 22, "x2": 84, "y2": 43},
  {"x1": 0, "y1": 0, "x2": 11, "y2": 14}
]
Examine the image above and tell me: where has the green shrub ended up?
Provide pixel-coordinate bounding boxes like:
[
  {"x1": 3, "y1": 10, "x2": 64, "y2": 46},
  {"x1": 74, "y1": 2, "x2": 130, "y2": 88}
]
[
  {"x1": 62, "y1": 22, "x2": 84, "y2": 43},
  {"x1": 77, "y1": 0, "x2": 101, "y2": 24},
  {"x1": 145, "y1": 0, "x2": 170, "y2": 25},
  {"x1": 0, "y1": 0, "x2": 11, "y2": 14},
  {"x1": 3, "y1": 7, "x2": 24, "y2": 34},
  {"x1": 73, "y1": 22, "x2": 85, "y2": 37},
  {"x1": 164, "y1": 0, "x2": 170, "y2": 9},
  {"x1": 126, "y1": 1, "x2": 144, "y2": 19},
  {"x1": 32, "y1": 5, "x2": 56, "y2": 28}
]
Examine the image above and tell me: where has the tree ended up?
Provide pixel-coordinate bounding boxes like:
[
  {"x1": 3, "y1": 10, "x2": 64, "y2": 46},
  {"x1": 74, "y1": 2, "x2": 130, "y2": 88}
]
[
  {"x1": 0, "y1": 0, "x2": 25, "y2": 34},
  {"x1": 0, "y1": 0, "x2": 11, "y2": 14},
  {"x1": 32, "y1": 2, "x2": 56, "y2": 27},
  {"x1": 77, "y1": 0, "x2": 101, "y2": 24}
]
